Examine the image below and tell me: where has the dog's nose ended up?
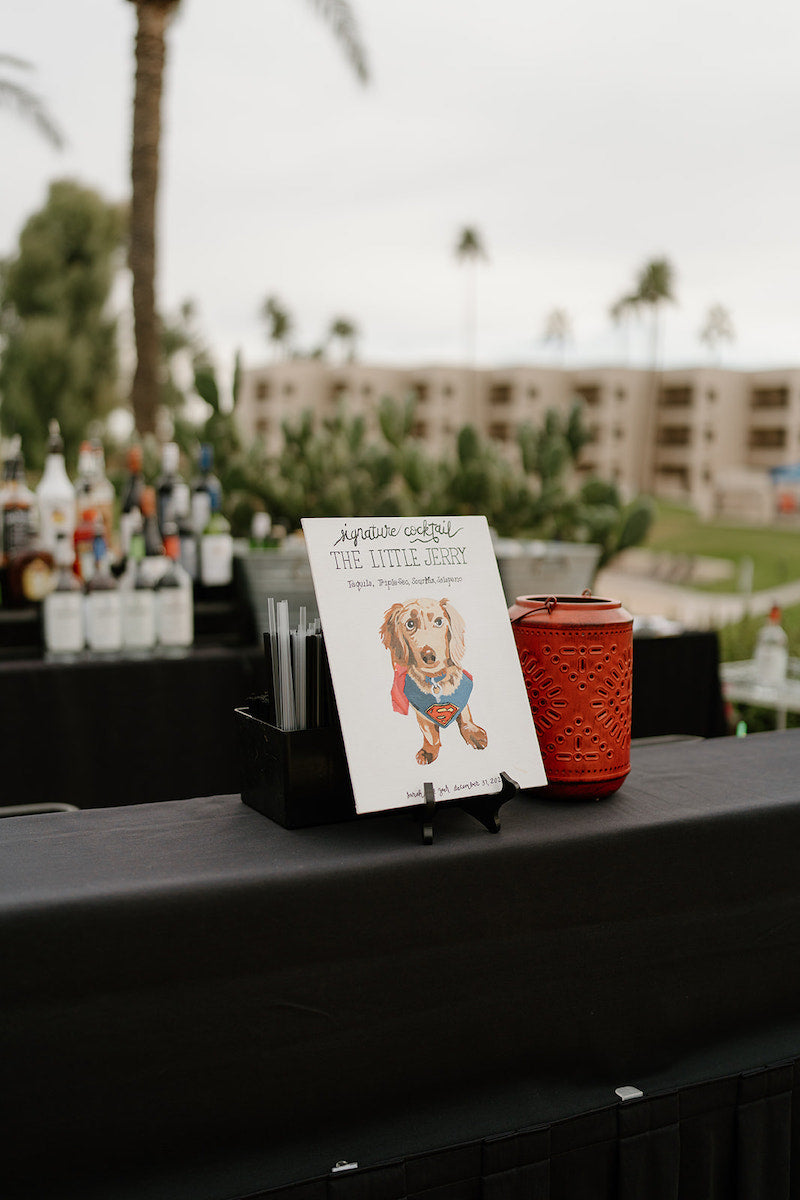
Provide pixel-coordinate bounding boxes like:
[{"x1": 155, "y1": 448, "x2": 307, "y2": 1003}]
[{"x1": 421, "y1": 647, "x2": 437, "y2": 665}]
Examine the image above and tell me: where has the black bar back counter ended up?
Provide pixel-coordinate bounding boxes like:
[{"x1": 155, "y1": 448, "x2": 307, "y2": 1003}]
[
  {"x1": 0, "y1": 628, "x2": 727, "y2": 812},
  {"x1": 3, "y1": 730, "x2": 800, "y2": 1199}
]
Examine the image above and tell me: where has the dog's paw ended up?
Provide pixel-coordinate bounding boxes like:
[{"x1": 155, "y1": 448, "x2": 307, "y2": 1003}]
[
  {"x1": 416, "y1": 745, "x2": 439, "y2": 765},
  {"x1": 462, "y1": 723, "x2": 488, "y2": 750}
]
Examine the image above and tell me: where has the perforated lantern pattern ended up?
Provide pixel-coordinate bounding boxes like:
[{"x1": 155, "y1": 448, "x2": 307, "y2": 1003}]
[{"x1": 509, "y1": 594, "x2": 633, "y2": 799}]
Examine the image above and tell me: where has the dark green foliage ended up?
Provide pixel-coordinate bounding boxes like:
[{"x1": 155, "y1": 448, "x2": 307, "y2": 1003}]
[
  {"x1": 0, "y1": 180, "x2": 125, "y2": 468},
  {"x1": 207, "y1": 391, "x2": 651, "y2": 567}
]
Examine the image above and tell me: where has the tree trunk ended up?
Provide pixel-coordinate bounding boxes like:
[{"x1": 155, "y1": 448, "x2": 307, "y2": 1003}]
[{"x1": 129, "y1": 1, "x2": 176, "y2": 434}]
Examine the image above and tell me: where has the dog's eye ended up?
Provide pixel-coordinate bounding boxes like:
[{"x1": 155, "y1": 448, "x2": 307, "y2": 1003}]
[
  {"x1": 433, "y1": 617, "x2": 444, "y2": 627},
  {"x1": 405, "y1": 619, "x2": 416, "y2": 631}
]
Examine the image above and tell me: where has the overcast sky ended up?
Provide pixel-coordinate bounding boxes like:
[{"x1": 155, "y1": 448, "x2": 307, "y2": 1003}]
[{"x1": 5, "y1": 0, "x2": 800, "y2": 382}]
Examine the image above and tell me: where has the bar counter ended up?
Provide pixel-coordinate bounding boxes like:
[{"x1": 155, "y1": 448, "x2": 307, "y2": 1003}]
[{"x1": 3, "y1": 729, "x2": 800, "y2": 1198}]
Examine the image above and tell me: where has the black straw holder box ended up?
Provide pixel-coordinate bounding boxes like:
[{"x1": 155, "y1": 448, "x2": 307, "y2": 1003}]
[{"x1": 235, "y1": 706, "x2": 356, "y2": 828}]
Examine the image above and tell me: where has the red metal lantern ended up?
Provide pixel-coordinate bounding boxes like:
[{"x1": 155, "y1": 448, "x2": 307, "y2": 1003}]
[{"x1": 509, "y1": 593, "x2": 633, "y2": 800}]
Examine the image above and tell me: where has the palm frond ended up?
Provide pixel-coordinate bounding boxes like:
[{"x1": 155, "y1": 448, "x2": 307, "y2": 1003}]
[
  {"x1": 0, "y1": 76, "x2": 64, "y2": 148},
  {"x1": 305, "y1": 0, "x2": 370, "y2": 84}
]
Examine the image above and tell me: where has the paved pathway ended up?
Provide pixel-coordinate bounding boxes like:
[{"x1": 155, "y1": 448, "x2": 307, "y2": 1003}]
[{"x1": 594, "y1": 566, "x2": 800, "y2": 629}]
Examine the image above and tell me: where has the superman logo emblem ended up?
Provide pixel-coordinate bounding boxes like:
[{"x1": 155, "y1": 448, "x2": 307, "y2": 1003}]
[{"x1": 427, "y1": 702, "x2": 458, "y2": 726}]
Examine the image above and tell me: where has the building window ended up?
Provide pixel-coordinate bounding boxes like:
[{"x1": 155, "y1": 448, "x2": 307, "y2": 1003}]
[
  {"x1": 330, "y1": 381, "x2": 347, "y2": 403},
  {"x1": 488, "y1": 422, "x2": 511, "y2": 441},
  {"x1": 255, "y1": 380, "x2": 270, "y2": 401},
  {"x1": 657, "y1": 425, "x2": 692, "y2": 446},
  {"x1": 283, "y1": 382, "x2": 294, "y2": 396},
  {"x1": 412, "y1": 382, "x2": 429, "y2": 403},
  {"x1": 443, "y1": 384, "x2": 453, "y2": 397},
  {"x1": 751, "y1": 387, "x2": 789, "y2": 409},
  {"x1": 615, "y1": 388, "x2": 626, "y2": 401},
  {"x1": 255, "y1": 419, "x2": 270, "y2": 436},
  {"x1": 655, "y1": 464, "x2": 690, "y2": 488},
  {"x1": 749, "y1": 427, "x2": 787, "y2": 448},
  {"x1": 575, "y1": 385, "x2": 600, "y2": 406},
  {"x1": 489, "y1": 385, "x2": 512, "y2": 406},
  {"x1": 411, "y1": 420, "x2": 428, "y2": 438},
  {"x1": 705, "y1": 427, "x2": 715, "y2": 442},
  {"x1": 613, "y1": 426, "x2": 625, "y2": 440},
  {"x1": 706, "y1": 389, "x2": 717, "y2": 401},
  {"x1": 527, "y1": 386, "x2": 539, "y2": 399},
  {"x1": 659, "y1": 386, "x2": 692, "y2": 407}
]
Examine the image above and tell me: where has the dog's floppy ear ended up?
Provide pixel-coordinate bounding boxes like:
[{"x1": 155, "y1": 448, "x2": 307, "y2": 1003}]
[
  {"x1": 380, "y1": 603, "x2": 409, "y2": 666},
  {"x1": 440, "y1": 598, "x2": 466, "y2": 666}
]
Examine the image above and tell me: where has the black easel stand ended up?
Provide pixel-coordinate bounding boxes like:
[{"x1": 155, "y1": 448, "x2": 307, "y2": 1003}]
[{"x1": 417, "y1": 772, "x2": 519, "y2": 844}]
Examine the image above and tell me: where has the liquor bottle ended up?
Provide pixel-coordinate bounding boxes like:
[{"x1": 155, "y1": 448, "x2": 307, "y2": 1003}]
[
  {"x1": 89, "y1": 432, "x2": 115, "y2": 551},
  {"x1": 190, "y1": 443, "x2": 221, "y2": 539},
  {"x1": 84, "y1": 520, "x2": 122, "y2": 654},
  {"x1": 1, "y1": 438, "x2": 35, "y2": 569},
  {"x1": 155, "y1": 521, "x2": 194, "y2": 650},
  {"x1": 42, "y1": 532, "x2": 84, "y2": 658},
  {"x1": 156, "y1": 442, "x2": 189, "y2": 540},
  {"x1": 120, "y1": 513, "x2": 156, "y2": 654},
  {"x1": 1, "y1": 441, "x2": 49, "y2": 606},
  {"x1": 73, "y1": 505, "x2": 99, "y2": 585},
  {"x1": 36, "y1": 420, "x2": 76, "y2": 554},
  {"x1": 199, "y1": 490, "x2": 233, "y2": 587},
  {"x1": 754, "y1": 604, "x2": 789, "y2": 687},
  {"x1": 118, "y1": 443, "x2": 146, "y2": 557},
  {"x1": 137, "y1": 485, "x2": 168, "y2": 587},
  {"x1": 75, "y1": 434, "x2": 115, "y2": 551}
]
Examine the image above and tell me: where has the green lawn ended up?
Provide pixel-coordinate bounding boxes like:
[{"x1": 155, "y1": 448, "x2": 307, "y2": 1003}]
[{"x1": 645, "y1": 501, "x2": 800, "y2": 592}]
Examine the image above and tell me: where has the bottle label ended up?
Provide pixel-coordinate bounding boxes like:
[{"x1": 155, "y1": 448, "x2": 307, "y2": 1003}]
[
  {"x1": 3, "y1": 505, "x2": 32, "y2": 559},
  {"x1": 755, "y1": 643, "x2": 788, "y2": 687},
  {"x1": 21, "y1": 555, "x2": 55, "y2": 602},
  {"x1": 201, "y1": 533, "x2": 233, "y2": 586},
  {"x1": 192, "y1": 492, "x2": 212, "y2": 535},
  {"x1": 122, "y1": 590, "x2": 156, "y2": 649},
  {"x1": 44, "y1": 592, "x2": 84, "y2": 654},
  {"x1": 85, "y1": 592, "x2": 122, "y2": 651},
  {"x1": 157, "y1": 589, "x2": 193, "y2": 646},
  {"x1": 39, "y1": 500, "x2": 76, "y2": 550}
]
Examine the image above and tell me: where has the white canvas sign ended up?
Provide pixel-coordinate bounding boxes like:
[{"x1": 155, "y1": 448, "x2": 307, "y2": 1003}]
[{"x1": 301, "y1": 515, "x2": 547, "y2": 815}]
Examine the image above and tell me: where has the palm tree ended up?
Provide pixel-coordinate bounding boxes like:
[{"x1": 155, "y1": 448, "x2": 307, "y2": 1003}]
[
  {"x1": 261, "y1": 295, "x2": 294, "y2": 360},
  {"x1": 0, "y1": 54, "x2": 63, "y2": 147},
  {"x1": 542, "y1": 308, "x2": 572, "y2": 366},
  {"x1": 125, "y1": 0, "x2": 370, "y2": 436},
  {"x1": 455, "y1": 226, "x2": 487, "y2": 370},
  {"x1": 699, "y1": 304, "x2": 735, "y2": 365},
  {"x1": 612, "y1": 257, "x2": 676, "y2": 369},
  {"x1": 611, "y1": 257, "x2": 677, "y2": 491},
  {"x1": 328, "y1": 316, "x2": 359, "y2": 362}
]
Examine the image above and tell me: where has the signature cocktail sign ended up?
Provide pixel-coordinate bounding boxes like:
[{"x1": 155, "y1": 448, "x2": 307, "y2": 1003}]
[{"x1": 301, "y1": 515, "x2": 547, "y2": 816}]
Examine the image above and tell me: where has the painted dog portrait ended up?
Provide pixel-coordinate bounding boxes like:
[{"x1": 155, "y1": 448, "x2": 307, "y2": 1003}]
[{"x1": 380, "y1": 597, "x2": 488, "y2": 765}]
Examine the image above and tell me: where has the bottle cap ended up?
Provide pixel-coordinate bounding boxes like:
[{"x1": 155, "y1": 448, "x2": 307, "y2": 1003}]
[
  {"x1": 127, "y1": 444, "x2": 143, "y2": 473},
  {"x1": 770, "y1": 604, "x2": 782, "y2": 622},
  {"x1": 47, "y1": 419, "x2": 64, "y2": 455}
]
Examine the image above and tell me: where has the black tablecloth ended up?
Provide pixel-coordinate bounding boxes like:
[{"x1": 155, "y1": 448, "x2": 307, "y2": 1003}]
[
  {"x1": 0, "y1": 644, "x2": 266, "y2": 808},
  {"x1": 632, "y1": 629, "x2": 727, "y2": 740},
  {"x1": 3, "y1": 730, "x2": 800, "y2": 1198}
]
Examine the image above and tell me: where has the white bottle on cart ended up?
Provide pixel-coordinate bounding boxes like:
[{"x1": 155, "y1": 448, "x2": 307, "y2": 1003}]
[{"x1": 754, "y1": 604, "x2": 789, "y2": 687}]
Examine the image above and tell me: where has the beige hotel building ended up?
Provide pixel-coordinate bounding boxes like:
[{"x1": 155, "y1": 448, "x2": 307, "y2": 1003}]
[{"x1": 237, "y1": 360, "x2": 800, "y2": 522}]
